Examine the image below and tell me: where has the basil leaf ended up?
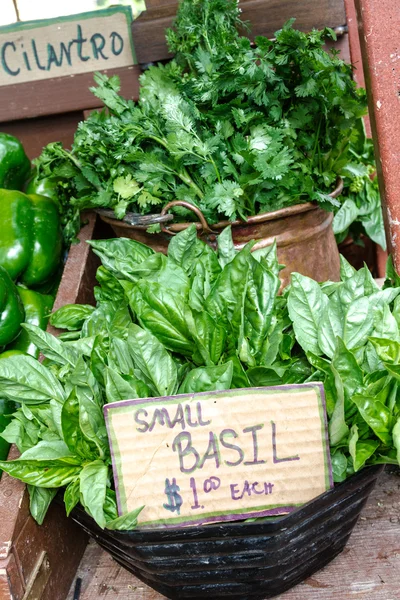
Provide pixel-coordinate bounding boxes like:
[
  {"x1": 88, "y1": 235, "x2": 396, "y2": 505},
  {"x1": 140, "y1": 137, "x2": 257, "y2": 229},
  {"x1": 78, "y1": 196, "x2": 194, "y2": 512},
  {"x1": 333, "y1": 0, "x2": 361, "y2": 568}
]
[
  {"x1": 95, "y1": 266, "x2": 126, "y2": 303},
  {"x1": 288, "y1": 273, "x2": 327, "y2": 355},
  {"x1": 217, "y1": 226, "x2": 236, "y2": 268},
  {"x1": 0, "y1": 459, "x2": 81, "y2": 487},
  {"x1": 331, "y1": 451, "x2": 348, "y2": 483},
  {"x1": 127, "y1": 324, "x2": 177, "y2": 396},
  {"x1": 50, "y1": 304, "x2": 95, "y2": 331},
  {"x1": 88, "y1": 238, "x2": 154, "y2": 279},
  {"x1": 61, "y1": 389, "x2": 99, "y2": 461},
  {"x1": 105, "y1": 367, "x2": 151, "y2": 403},
  {"x1": 178, "y1": 362, "x2": 233, "y2": 394},
  {"x1": 22, "y1": 324, "x2": 79, "y2": 367},
  {"x1": 20, "y1": 440, "x2": 78, "y2": 461},
  {"x1": 339, "y1": 255, "x2": 357, "y2": 280},
  {"x1": 0, "y1": 355, "x2": 65, "y2": 405},
  {"x1": 244, "y1": 257, "x2": 279, "y2": 359},
  {"x1": 329, "y1": 365, "x2": 349, "y2": 446},
  {"x1": 64, "y1": 479, "x2": 80, "y2": 516},
  {"x1": 28, "y1": 485, "x2": 57, "y2": 525},
  {"x1": 349, "y1": 425, "x2": 379, "y2": 472},
  {"x1": 369, "y1": 337, "x2": 400, "y2": 364},
  {"x1": 247, "y1": 366, "x2": 283, "y2": 387},
  {"x1": 393, "y1": 418, "x2": 400, "y2": 466},
  {"x1": 79, "y1": 460, "x2": 108, "y2": 529},
  {"x1": 144, "y1": 258, "x2": 190, "y2": 298},
  {"x1": 192, "y1": 311, "x2": 226, "y2": 365},
  {"x1": 352, "y1": 394, "x2": 392, "y2": 445},
  {"x1": 105, "y1": 505, "x2": 144, "y2": 531},
  {"x1": 109, "y1": 337, "x2": 136, "y2": 375},
  {"x1": 128, "y1": 281, "x2": 196, "y2": 356},
  {"x1": 168, "y1": 224, "x2": 205, "y2": 274},
  {"x1": 332, "y1": 338, "x2": 363, "y2": 404}
]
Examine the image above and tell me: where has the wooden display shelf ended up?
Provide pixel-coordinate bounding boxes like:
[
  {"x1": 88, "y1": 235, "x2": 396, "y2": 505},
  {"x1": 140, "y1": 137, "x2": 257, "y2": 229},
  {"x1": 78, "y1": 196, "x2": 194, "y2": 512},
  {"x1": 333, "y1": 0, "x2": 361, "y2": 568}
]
[
  {"x1": 67, "y1": 468, "x2": 400, "y2": 600},
  {"x1": 0, "y1": 213, "x2": 110, "y2": 600}
]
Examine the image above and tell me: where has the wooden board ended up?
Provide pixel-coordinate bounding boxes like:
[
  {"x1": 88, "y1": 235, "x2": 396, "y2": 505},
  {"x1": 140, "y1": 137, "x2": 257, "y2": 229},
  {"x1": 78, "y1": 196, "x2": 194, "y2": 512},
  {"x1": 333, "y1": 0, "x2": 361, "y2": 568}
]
[
  {"x1": 132, "y1": 0, "x2": 347, "y2": 64},
  {"x1": 66, "y1": 468, "x2": 400, "y2": 600},
  {"x1": 0, "y1": 214, "x2": 111, "y2": 600}
]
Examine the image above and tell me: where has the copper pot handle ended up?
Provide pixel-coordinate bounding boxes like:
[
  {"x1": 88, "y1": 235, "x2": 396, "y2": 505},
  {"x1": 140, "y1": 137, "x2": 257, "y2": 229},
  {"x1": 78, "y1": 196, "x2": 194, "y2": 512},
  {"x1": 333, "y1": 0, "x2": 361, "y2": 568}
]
[{"x1": 160, "y1": 201, "x2": 216, "y2": 236}]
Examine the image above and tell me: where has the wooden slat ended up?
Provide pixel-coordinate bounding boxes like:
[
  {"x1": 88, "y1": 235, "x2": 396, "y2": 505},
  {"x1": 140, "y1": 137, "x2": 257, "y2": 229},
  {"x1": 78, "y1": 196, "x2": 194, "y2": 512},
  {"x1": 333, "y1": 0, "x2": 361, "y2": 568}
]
[
  {"x1": 0, "y1": 65, "x2": 141, "y2": 124},
  {"x1": 66, "y1": 468, "x2": 400, "y2": 600},
  {"x1": 132, "y1": 0, "x2": 346, "y2": 64},
  {"x1": 0, "y1": 110, "x2": 83, "y2": 160}
]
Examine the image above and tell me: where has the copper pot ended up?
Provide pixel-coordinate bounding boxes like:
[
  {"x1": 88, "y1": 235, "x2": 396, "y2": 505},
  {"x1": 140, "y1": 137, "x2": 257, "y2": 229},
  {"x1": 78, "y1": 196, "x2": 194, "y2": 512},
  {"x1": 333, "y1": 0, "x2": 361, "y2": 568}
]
[{"x1": 97, "y1": 180, "x2": 343, "y2": 287}]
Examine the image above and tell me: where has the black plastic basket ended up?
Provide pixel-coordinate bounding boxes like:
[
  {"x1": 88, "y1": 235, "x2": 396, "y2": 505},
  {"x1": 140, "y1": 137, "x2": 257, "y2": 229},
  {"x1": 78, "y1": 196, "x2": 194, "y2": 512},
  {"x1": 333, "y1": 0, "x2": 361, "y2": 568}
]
[{"x1": 71, "y1": 465, "x2": 383, "y2": 600}]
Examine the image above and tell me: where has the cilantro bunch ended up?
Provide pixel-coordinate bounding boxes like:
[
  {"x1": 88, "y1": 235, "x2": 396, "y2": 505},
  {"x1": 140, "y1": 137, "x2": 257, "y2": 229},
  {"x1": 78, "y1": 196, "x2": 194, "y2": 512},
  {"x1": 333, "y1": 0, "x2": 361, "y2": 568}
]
[{"x1": 35, "y1": 0, "x2": 368, "y2": 226}]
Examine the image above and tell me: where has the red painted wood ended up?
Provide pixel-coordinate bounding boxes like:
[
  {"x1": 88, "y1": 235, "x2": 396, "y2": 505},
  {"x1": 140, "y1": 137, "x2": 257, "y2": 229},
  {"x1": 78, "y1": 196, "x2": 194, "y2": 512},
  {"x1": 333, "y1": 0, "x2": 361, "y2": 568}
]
[{"x1": 354, "y1": 0, "x2": 400, "y2": 265}]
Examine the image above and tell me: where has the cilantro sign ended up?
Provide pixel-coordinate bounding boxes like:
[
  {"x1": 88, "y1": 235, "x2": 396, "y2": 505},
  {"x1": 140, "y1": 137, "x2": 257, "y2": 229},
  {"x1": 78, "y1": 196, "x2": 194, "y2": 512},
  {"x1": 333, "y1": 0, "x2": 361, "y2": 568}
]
[
  {"x1": 105, "y1": 384, "x2": 333, "y2": 528},
  {"x1": 0, "y1": 7, "x2": 136, "y2": 87}
]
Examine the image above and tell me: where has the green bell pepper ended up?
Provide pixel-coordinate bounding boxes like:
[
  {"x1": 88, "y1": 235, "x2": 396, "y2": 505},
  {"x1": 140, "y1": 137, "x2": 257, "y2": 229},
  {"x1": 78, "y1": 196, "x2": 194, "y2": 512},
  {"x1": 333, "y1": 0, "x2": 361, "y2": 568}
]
[
  {"x1": 0, "y1": 266, "x2": 24, "y2": 347},
  {"x1": 25, "y1": 175, "x2": 60, "y2": 205},
  {"x1": 8, "y1": 287, "x2": 53, "y2": 357},
  {"x1": 0, "y1": 190, "x2": 62, "y2": 286},
  {"x1": 0, "y1": 133, "x2": 31, "y2": 190}
]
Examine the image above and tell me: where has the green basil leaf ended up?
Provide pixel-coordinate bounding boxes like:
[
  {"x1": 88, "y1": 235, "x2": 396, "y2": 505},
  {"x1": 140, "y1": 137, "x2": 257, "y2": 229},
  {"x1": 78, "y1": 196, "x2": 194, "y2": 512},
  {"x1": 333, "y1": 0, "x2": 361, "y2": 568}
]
[
  {"x1": 369, "y1": 337, "x2": 400, "y2": 364},
  {"x1": 178, "y1": 362, "x2": 233, "y2": 394},
  {"x1": 0, "y1": 355, "x2": 65, "y2": 405},
  {"x1": 64, "y1": 479, "x2": 80, "y2": 517},
  {"x1": 61, "y1": 389, "x2": 100, "y2": 461},
  {"x1": 0, "y1": 459, "x2": 81, "y2": 487},
  {"x1": 331, "y1": 451, "x2": 348, "y2": 483},
  {"x1": 79, "y1": 460, "x2": 108, "y2": 529},
  {"x1": 351, "y1": 393, "x2": 392, "y2": 445},
  {"x1": 105, "y1": 505, "x2": 144, "y2": 531},
  {"x1": 28, "y1": 485, "x2": 57, "y2": 525},
  {"x1": 217, "y1": 226, "x2": 236, "y2": 268},
  {"x1": 88, "y1": 238, "x2": 154, "y2": 280},
  {"x1": 246, "y1": 366, "x2": 283, "y2": 387},
  {"x1": 127, "y1": 324, "x2": 177, "y2": 396},
  {"x1": 329, "y1": 365, "x2": 349, "y2": 446},
  {"x1": 105, "y1": 367, "x2": 151, "y2": 403},
  {"x1": 339, "y1": 255, "x2": 357, "y2": 281},
  {"x1": 22, "y1": 324, "x2": 79, "y2": 367},
  {"x1": 370, "y1": 301, "x2": 399, "y2": 341},
  {"x1": 128, "y1": 281, "x2": 196, "y2": 356},
  {"x1": 244, "y1": 257, "x2": 279, "y2": 359},
  {"x1": 144, "y1": 258, "x2": 190, "y2": 298},
  {"x1": 95, "y1": 266, "x2": 126, "y2": 303},
  {"x1": 192, "y1": 311, "x2": 226, "y2": 365},
  {"x1": 288, "y1": 272, "x2": 327, "y2": 355},
  {"x1": 332, "y1": 338, "x2": 363, "y2": 403},
  {"x1": 392, "y1": 418, "x2": 400, "y2": 465},
  {"x1": 19, "y1": 440, "x2": 78, "y2": 461},
  {"x1": 227, "y1": 355, "x2": 250, "y2": 388},
  {"x1": 333, "y1": 198, "x2": 359, "y2": 235},
  {"x1": 49, "y1": 304, "x2": 95, "y2": 331},
  {"x1": 168, "y1": 224, "x2": 206, "y2": 274},
  {"x1": 109, "y1": 337, "x2": 135, "y2": 375},
  {"x1": 349, "y1": 424, "x2": 379, "y2": 472}
]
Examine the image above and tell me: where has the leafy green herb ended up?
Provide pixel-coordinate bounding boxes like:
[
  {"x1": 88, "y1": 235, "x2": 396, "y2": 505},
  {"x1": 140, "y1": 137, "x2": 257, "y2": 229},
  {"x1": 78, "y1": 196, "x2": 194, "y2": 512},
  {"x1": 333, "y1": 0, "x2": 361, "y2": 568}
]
[{"x1": 0, "y1": 225, "x2": 399, "y2": 530}]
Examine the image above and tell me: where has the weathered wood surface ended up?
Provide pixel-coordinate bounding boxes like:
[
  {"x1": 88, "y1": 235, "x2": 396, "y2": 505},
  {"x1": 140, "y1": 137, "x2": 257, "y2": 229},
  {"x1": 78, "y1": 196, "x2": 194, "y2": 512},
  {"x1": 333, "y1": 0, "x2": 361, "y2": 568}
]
[
  {"x1": 132, "y1": 0, "x2": 347, "y2": 64},
  {"x1": 67, "y1": 468, "x2": 400, "y2": 600}
]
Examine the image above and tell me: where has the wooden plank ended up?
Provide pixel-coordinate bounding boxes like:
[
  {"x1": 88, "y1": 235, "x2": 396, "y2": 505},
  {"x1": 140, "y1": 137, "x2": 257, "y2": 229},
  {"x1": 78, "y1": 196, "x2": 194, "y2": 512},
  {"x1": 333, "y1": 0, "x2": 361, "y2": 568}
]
[
  {"x1": 354, "y1": 0, "x2": 400, "y2": 268},
  {"x1": 0, "y1": 110, "x2": 83, "y2": 160},
  {"x1": 0, "y1": 65, "x2": 140, "y2": 123},
  {"x1": 132, "y1": 0, "x2": 346, "y2": 64},
  {"x1": 67, "y1": 468, "x2": 400, "y2": 600}
]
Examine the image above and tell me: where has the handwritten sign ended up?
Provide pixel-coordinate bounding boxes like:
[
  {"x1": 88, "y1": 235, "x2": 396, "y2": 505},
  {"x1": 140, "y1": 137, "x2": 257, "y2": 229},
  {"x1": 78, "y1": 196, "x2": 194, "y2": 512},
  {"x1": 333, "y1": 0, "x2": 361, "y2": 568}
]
[
  {"x1": 0, "y1": 7, "x2": 136, "y2": 87},
  {"x1": 105, "y1": 384, "x2": 333, "y2": 529}
]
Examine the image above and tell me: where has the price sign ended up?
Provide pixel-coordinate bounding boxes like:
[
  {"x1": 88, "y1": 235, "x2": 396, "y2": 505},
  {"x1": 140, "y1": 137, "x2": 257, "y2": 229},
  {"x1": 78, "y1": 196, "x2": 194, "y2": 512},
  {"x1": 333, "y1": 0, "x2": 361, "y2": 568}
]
[{"x1": 105, "y1": 384, "x2": 333, "y2": 528}]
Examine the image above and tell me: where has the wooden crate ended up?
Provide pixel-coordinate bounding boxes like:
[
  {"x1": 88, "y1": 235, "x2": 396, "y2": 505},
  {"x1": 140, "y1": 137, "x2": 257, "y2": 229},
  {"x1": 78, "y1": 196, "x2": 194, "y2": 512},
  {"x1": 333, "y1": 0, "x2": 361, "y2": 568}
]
[{"x1": 0, "y1": 213, "x2": 107, "y2": 600}]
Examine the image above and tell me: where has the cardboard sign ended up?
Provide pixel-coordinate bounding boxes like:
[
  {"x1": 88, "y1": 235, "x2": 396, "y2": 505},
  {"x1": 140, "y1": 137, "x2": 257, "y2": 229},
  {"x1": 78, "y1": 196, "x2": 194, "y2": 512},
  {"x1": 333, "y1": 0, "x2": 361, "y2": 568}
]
[
  {"x1": 105, "y1": 384, "x2": 333, "y2": 529},
  {"x1": 0, "y1": 7, "x2": 136, "y2": 87}
]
